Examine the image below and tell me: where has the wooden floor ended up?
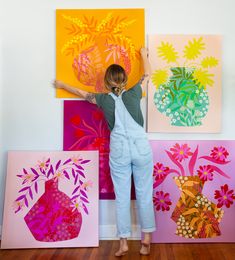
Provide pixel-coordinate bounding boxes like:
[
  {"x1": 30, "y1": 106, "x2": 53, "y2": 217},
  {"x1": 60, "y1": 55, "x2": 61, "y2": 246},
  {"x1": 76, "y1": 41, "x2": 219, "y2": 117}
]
[{"x1": 1, "y1": 241, "x2": 235, "y2": 260}]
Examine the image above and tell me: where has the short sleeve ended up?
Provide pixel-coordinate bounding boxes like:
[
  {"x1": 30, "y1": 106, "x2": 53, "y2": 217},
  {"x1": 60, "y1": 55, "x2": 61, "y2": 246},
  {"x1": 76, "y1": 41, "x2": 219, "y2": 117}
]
[
  {"x1": 127, "y1": 83, "x2": 142, "y2": 99},
  {"x1": 95, "y1": 93, "x2": 105, "y2": 108}
]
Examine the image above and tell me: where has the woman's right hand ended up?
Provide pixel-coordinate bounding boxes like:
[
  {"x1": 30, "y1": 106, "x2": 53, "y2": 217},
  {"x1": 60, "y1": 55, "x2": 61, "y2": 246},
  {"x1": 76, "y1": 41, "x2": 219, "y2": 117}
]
[
  {"x1": 140, "y1": 47, "x2": 149, "y2": 58},
  {"x1": 53, "y1": 80, "x2": 65, "y2": 89}
]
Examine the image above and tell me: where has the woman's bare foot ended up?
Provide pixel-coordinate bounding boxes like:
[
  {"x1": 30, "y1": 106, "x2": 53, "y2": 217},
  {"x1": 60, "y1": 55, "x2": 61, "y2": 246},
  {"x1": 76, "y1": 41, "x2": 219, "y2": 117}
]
[
  {"x1": 140, "y1": 232, "x2": 151, "y2": 255},
  {"x1": 115, "y1": 238, "x2": 128, "y2": 257}
]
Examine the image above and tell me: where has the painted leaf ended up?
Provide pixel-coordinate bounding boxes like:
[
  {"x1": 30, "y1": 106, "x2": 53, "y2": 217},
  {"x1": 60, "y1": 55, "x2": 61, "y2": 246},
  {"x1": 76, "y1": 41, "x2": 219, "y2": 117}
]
[
  {"x1": 24, "y1": 197, "x2": 29, "y2": 207},
  {"x1": 189, "y1": 146, "x2": 199, "y2": 176},
  {"x1": 182, "y1": 208, "x2": 199, "y2": 215},
  {"x1": 76, "y1": 170, "x2": 85, "y2": 178},
  {"x1": 63, "y1": 158, "x2": 72, "y2": 165},
  {"x1": 56, "y1": 160, "x2": 61, "y2": 170},
  {"x1": 166, "y1": 150, "x2": 185, "y2": 176},
  {"x1": 34, "y1": 182, "x2": 38, "y2": 193},
  {"x1": 183, "y1": 189, "x2": 195, "y2": 198},
  {"x1": 72, "y1": 186, "x2": 80, "y2": 195},
  {"x1": 74, "y1": 174, "x2": 79, "y2": 185},
  {"x1": 80, "y1": 190, "x2": 88, "y2": 198},
  {"x1": 29, "y1": 188, "x2": 33, "y2": 200},
  {"x1": 210, "y1": 165, "x2": 230, "y2": 178},
  {"x1": 81, "y1": 196, "x2": 89, "y2": 203},
  {"x1": 83, "y1": 203, "x2": 89, "y2": 215},
  {"x1": 31, "y1": 168, "x2": 38, "y2": 176},
  {"x1": 81, "y1": 159, "x2": 90, "y2": 164},
  {"x1": 199, "y1": 156, "x2": 230, "y2": 165},
  {"x1": 18, "y1": 186, "x2": 30, "y2": 193},
  {"x1": 16, "y1": 195, "x2": 25, "y2": 201}
]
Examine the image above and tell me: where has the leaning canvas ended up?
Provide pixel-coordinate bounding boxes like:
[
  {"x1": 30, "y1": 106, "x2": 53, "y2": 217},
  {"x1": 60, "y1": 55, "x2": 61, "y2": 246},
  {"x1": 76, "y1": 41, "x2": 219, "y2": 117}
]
[
  {"x1": 148, "y1": 35, "x2": 222, "y2": 133},
  {"x1": 150, "y1": 140, "x2": 235, "y2": 243},
  {"x1": 56, "y1": 9, "x2": 145, "y2": 98},
  {"x1": 1, "y1": 151, "x2": 99, "y2": 249}
]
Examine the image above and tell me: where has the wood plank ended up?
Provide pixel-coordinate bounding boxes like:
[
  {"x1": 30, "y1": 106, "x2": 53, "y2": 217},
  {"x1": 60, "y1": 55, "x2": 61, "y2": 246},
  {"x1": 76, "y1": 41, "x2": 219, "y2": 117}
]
[{"x1": 0, "y1": 241, "x2": 235, "y2": 260}]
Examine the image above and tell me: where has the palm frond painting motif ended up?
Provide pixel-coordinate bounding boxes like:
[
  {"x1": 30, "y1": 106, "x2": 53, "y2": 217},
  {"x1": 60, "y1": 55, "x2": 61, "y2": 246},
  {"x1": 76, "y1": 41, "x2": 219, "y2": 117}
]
[
  {"x1": 150, "y1": 140, "x2": 235, "y2": 243},
  {"x1": 148, "y1": 35, "x2": 221, "y2": 133},
  {"x1": 56, "y1": 9, "x2": 144, "y2": 98}
]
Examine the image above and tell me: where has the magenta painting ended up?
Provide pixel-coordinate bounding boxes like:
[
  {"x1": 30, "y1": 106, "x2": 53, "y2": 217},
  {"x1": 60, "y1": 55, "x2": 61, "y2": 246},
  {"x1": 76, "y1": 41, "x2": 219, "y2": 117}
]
[
  {"x1": 63, "y1": 100, "x2": 114, "y2": 199},
  {"x1": 1, "y1": 151, "x2": 99, "y2": 249},
  {"x1": 151, "y1": 140, "x2": 235, "y2": 243}
]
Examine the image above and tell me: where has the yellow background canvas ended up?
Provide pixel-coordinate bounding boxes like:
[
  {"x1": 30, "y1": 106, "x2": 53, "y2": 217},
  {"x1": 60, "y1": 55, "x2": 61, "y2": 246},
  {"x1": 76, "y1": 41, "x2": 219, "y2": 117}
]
[{"x1": 56, "y1": 9, "x2": 145, "y2": 98}]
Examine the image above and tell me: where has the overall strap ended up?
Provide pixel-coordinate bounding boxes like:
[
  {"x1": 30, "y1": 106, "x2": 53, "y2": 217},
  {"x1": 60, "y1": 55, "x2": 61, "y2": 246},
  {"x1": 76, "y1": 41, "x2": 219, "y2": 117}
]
[{"x1": 108, "y1": 90, "x2": 126, "y2": 101}]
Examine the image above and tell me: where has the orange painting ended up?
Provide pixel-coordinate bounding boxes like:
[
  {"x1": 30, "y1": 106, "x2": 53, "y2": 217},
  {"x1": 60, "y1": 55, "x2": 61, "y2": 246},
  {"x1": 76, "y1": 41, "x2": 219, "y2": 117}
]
[{"x1": 56, "y1": 9, "x2": 145, "y2": 98}]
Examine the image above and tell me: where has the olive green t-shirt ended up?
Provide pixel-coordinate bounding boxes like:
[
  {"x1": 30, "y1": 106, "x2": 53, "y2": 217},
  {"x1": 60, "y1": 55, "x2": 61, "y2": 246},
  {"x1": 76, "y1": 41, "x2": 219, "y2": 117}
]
[{"x1": 95, "y1": 84, "x2": 144, "y2": 131}]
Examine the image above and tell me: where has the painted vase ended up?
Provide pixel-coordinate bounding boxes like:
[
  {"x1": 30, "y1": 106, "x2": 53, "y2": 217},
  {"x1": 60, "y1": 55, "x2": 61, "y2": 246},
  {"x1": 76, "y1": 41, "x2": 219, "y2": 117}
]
[
  {"x1": 153, "y1": 67, "x2": 209, "y2": 127},
  {"x1": 171, "y1": 176, "x2": 224, "y2": 239},
  {"x1": 24, "y1": 178, "x2": 82, "y2": 242},
  {"x1": 72, "y1": 36, "x2": 132, "y2": 92}
]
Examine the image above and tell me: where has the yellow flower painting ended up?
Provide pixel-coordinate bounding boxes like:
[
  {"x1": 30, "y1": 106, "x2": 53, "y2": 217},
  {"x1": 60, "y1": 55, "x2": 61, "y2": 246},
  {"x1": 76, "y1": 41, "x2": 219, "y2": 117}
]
[
  {"x1": 56, "y1": 9, "x2": 144, "y2": 98},
  {"x1": 148, "y1": 35, "x2": 222, "y2": 133}
]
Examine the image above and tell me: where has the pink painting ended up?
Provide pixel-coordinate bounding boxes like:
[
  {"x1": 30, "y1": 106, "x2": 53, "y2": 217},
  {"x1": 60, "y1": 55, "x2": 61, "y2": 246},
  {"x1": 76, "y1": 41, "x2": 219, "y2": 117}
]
[
  {"x1": 151, "y1": 140, "x2": 235, "y2": 243},
  {"x1": 148, "y1": 35, "x2": 222, "y2": 133},
  {"x1": 1, "y1": 151, "x2": 99, "y2": 249},
  {"x1": 63, "y1": 100, "x2": 114, "y2": 199}
]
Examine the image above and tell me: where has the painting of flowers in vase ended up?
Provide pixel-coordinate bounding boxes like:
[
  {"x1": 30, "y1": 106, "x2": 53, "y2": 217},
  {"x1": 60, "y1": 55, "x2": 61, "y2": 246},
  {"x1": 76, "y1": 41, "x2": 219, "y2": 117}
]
[
  {"x1": 148, "y1": 35, "x2": 221, "y2": 133},
  {"x1": 150, "y1": 140, "x2": 235, "y2": 243},
  {"x1": 56, "y1": 9, "x2": 144, "y2": 98},
  {"x1": 1, "y1": 151, "x2": 98, "y2": 249},
  {"x1": 64, "y1": 100, "x2": 115, "y2": 199}
]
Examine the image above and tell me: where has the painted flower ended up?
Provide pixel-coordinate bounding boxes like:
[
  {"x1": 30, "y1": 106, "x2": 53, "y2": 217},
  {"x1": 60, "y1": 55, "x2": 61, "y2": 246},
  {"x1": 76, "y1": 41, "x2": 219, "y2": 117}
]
[
  {"x1": 92, "y1": 110, "x2": 104, "y2": 121},
  {"x1": 12, "y1": 200, "x2": 24, "y2": 213},
  {"x1": 71, "y1": 155, "x2": 82, "y2": 164},
  {"x1": 70, "y1": 115, "x2": 81, "y2": 126},
  {"x1": 75, "y1": 129, "x2": 85, "y2": 138},
  {"x1": 92, "y1": 137, "x2": 108, "y2": 152},
  {"x1": 82, "y1": 180, "x2": 93, "y2": 191},
  {"x1": 210, "y1": 146, "x2": 229, "y2": 162},
  {"x1": 170, "y1": 143, "x2": 193, "y2": 162},
  {"x1": 70, "y1": 200, "x2": 82, "y2": 212},
  {"x1": 55, "y1": 171, "x2": 64, "y2": 180},
  {"x1": 197, "y1": 165, "x2": 214, "y2": 181},
  {"x1": 19, "y1": 173, "x2": 35, "y2": 184},
  {"x1": 153, "y1": 163, "x2": 169, "y2": 179},
  {"x1": 214, "y1": 184, "x2": 235, "y2": 208},
  {"x1": 153, "y1": 191, "x2": 172, "y2": 211},
  {"x1": 37, "y1": 158, "x2": 50, "y2": 172}
]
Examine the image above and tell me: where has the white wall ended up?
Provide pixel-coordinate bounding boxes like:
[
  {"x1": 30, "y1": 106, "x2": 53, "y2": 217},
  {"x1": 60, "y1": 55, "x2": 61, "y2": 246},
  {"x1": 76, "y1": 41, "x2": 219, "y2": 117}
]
[{"x1": 1, "y1": 0, "x2": 235, "y2": 239}]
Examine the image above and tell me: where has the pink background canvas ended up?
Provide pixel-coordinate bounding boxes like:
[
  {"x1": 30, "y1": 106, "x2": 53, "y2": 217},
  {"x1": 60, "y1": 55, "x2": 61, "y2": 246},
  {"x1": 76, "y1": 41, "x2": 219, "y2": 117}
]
[
  {"x1": 150, "y1": 140, "x2": 235, "y2": 243},
  {"x1": 1, "y1": 151, "x2": 99, "y2": 249},
  {"x1": 148, "y1": 35, "x2": 222, "y2": 133}
]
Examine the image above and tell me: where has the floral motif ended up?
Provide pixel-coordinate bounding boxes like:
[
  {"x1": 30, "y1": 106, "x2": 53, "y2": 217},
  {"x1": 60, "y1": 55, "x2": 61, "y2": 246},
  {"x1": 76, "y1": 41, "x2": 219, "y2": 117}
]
[
  {"x1": 153, "y1": 163, "x2": 169, "y2": 179},
  {"x1": 14, "y1": 157, "x2": 92, "y2": 215},
  {"x1": 197, "y1": 165, "x2": 214, "y2": 181},
  {"x1": 214, "y1": 184, "x2": 235, "y2": 208},
  {"x1": 153, "y1": 191, "x2": 172, "y2": 211},
  {"x1": 153, "y1": 142, "x2": 232, "y2": 240},
  {"x1": 152, "y1": 37, "x2": 219, "y2": 127},
  {"x1": 210, "y1": 146, "x2": 229, "y2": 162},
  {"x1": 170, "y1": 143, "x2": 193, "y2": 162}
]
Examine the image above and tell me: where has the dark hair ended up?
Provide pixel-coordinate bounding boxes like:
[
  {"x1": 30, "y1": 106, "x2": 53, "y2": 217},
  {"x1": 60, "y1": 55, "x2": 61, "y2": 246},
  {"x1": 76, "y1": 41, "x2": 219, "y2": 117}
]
[{"x1": 104, "y1": 64, "x2": 128, "y2": 95}]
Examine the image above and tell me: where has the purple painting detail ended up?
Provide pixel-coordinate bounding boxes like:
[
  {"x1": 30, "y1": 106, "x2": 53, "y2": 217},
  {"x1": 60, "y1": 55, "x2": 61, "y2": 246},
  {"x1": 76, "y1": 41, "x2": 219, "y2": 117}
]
[
  {"x1": 24, "y1": 178, "x2": 82, "y2": 242},
  {"x1": 63, "y1": 100, "x2": 114, "y2": 199}
]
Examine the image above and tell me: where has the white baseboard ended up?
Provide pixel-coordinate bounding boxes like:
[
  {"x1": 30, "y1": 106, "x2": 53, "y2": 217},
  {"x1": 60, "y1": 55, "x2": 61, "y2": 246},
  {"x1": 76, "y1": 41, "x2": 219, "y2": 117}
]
[{"x1": 0, "y1": 224, "x2": 141, "y2": 241}]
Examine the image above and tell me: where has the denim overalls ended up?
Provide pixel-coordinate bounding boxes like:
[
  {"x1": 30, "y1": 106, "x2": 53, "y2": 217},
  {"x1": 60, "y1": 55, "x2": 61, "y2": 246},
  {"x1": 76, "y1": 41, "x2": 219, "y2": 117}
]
[{"x1": 109, "y1": 91, "x2": 156, "y2": 238}]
